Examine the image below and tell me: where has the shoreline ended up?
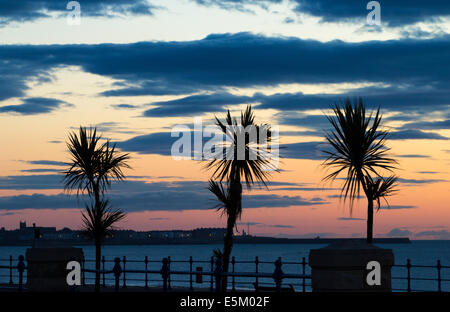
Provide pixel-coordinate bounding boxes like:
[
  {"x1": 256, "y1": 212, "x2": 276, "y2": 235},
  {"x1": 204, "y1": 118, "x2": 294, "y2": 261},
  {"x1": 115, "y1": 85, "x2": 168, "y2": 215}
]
[{"x1": 0, "y1": 237, "x2": 412, "y2": 246}]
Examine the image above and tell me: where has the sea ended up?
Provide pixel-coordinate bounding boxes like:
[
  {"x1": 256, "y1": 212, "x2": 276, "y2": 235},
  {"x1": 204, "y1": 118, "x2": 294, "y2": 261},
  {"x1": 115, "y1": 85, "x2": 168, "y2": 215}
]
[{"x1": 1, "y1": 241, "x2": 449, "y2": 292}]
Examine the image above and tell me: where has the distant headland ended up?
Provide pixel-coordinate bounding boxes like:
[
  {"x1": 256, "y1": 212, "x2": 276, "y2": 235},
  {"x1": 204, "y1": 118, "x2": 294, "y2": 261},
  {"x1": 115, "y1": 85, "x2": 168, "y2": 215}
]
[{"x1": 0, "y1": 221, "x2": 410, "y2": 246}]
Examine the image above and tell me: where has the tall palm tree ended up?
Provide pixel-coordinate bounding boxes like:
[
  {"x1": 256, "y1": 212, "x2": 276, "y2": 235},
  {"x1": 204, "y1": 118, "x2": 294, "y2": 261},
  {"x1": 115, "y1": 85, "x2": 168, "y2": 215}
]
[
  {"x1": 63, "y1": 126, "x2": 130, "y2": 292},
  {"x1": 322, "y1": 98, "x2": 397, "y2": 244},
  {"x1": 206, "y1": 105, "x2": 278, "y2": 289}
]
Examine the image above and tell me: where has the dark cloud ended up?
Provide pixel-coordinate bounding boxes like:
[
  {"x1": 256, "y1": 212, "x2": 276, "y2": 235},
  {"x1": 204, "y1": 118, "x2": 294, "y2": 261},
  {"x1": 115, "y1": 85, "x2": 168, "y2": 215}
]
[
  {"x1": 130, "y1": 86, "x2": 450, "y2": 122},
  {"x1": 193, "y1": 0, "x2": 280, "y2": 12},
  {"x1": 396, "y1": 154, "x2": 431, "y2": 158},
  {"x1": 237, "y1": 221, "x2": 294, "y2": 229},
  {"x1": 0, "y1": 178, "x2": 327, "y2": 212},
  {"x1": 0, "y1": 211, "x2": 19, "y2": 216},
  {"x1": 117, "y1": 129, "x2": 326, "y2": 160},
  {"x1": 390, "y1": 130, "x2": 449, "y2": 140},
  {"x1": 89, "y1": 122, "x2": 139, "y2": 135},
  {"x1": 0, "y1": 97, "x2": 72, "y2": 115},
  {"x1": 328, "y1": 194, "x2": 364, "y2": 199},
  {"x1": 195, "y1": 0, "x2": 450, "y2": 27},
  {"x1": 0, "y1": 0, "x2": 158, "y2": 26},
  {"x1": 337, "y1": 217, "x2": 365, "y2": 221},
  {"x1": 274, "y1": 186, "x2": 337, "y2": 191},
  {"x1": 400, "y1": 119, "x2": 450, "y2": 130},
  {"x1": 25, "y1": 160, "x2": 67, "y2": 166},
  {"x1": 0, "y1": 174, "x2": 63, "y2": 190},
  {"x1": 259, "y1": 87, "x2": 450, "y2": 114},
  {"x1": 415, "y1": 230, "x2": 450, "y2": 239},
  {"x1": 292, "y1": 0, "x2": 450, "y2": 27},
  {"x1": 119, "y1": 127, "x2": 444, "y2": 160},
  {"x1": 386, "y1": 228, "x2": 413, "y2": 237},
  {"x1": 102, "y1": 80, "x2": 206, "y2": 97},
  {"x1": 280, "y1": 141, "x2": 326, "y2": 160},
  {"x1": 268, "y1": 224, "x2": 295, "y2": 228},
  {"x1": 143, "y1": 93, "x2": 255, "y2": 117},
  {"x1": 20, "y1": 168, "x2": 62, "y2": 173},
  {"x1": 1, "y1": 33, "x2": 449, "y2": 108},
  {"x1": 279, "y1": 130, "x2": 322, "y2": 137},
  {"x1": 117, "y1": 132, "x2": 175, "y2": 156},
  {"x1": 379, "y1": 205, "x2": 417, "y2": 210},
  {"x1": 397, "y1": 178, "x2": 447, "y2": 184},
  {"x1": 110, "y1": 104, "x2": 140, "y2": 110}
]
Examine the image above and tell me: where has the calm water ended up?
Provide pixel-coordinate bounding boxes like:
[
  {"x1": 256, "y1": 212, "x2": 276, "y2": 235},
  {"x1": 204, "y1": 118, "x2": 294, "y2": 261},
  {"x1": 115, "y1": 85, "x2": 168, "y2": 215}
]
[{"x1": 1, "y1": 241, "x2": 449, "y2": 291}]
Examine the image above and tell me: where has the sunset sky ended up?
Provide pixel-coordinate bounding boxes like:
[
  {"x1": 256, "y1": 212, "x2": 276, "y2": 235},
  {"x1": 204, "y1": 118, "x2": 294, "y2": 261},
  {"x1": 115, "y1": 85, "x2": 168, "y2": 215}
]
[{"x1": 0, "y1": 0, "x2": 449, "y2": 239}]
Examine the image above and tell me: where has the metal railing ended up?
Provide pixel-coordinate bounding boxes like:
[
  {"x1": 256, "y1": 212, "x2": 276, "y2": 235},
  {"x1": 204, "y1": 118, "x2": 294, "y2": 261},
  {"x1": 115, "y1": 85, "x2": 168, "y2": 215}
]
[
  {"x1": 0, "y1": 255, "x2": 26, "y2": 291},
  {"x1": 1, "y1": 256, "x2": 449, "y2": 292},
  {"x1": 81, "y1": 256, "x2": 310, "y2": 292},
  {"x1": 392, "y1": 259, "x2": 450, "y2": 292}
]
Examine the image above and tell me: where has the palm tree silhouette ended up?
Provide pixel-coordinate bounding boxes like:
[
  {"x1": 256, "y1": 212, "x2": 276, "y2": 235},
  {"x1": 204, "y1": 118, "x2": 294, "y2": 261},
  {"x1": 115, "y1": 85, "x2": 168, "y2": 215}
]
[
  {"x1": 206, "y1": 105, "x2": 278, "y2": 289},
  {"x1": 366, "y1": 175, "x2": 398, "y2": 211},
  {"x1": 322, "y1": 98, "x2": 397, "y2": 243},
  {"x1": 208, "y1": 180, "x2": 238, "y2": 282},
  {"x1": 63, "y1": 126, "x2": 130, "y2": 292}
]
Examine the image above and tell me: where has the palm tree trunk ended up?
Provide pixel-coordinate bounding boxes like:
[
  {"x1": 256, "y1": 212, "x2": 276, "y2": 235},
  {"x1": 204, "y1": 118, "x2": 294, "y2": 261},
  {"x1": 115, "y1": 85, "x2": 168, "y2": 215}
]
[
  {"x1": 95, "y1": 237, "x2": 101, "y2": 292},
  {"x1": 221, "y1": 215, "x2": 235, "y2": 291},
  {"x1": 367, "y1": 198, "x2": 374, "y2": 244},
  {"x1": 93, "y1": 182, "x2": 101, "y2": 292},
  {"x1": 221, "y1": 176, "x2": 242, "y2": 291}
]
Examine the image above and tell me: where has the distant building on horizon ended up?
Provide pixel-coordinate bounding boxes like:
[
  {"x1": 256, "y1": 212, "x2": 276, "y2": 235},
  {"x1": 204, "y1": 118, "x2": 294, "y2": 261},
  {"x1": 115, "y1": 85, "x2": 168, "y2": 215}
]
[{"x1": 0, "y1": 221, "x2": 228, "y2": 244}]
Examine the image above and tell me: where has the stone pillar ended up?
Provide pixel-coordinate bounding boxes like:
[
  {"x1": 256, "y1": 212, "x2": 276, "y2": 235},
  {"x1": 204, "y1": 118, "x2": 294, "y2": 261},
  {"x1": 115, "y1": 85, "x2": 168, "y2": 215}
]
[
  {"x1": 309, "y1": 240, "x2": 394, "y2": 292},
  {"x1": 26, "y1": 247, "x2": 84, "y2": 291}
]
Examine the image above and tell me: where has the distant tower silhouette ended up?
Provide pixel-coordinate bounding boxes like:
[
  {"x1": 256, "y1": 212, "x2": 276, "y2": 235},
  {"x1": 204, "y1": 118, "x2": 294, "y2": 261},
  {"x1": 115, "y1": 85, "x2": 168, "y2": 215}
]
[{"x1": 19, "y1": 221, "x2": 26, "y2": 230}]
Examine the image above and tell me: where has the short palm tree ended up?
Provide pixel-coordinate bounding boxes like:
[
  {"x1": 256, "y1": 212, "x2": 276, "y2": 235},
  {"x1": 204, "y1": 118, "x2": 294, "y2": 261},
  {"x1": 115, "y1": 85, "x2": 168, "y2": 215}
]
[
  {"x1": 366, "y1": 175, "x2": 398, "y2": 211},
  {"x1": 206, "y1": 105, "x2": 278, "y2": 289},
  {"x1": 82, "y1": 198, "x2": 125, "y2": 264},
  {"x1": 208, "y1": 180, "x2": 239, "y2": 283},
  {"x1": 63, "y1": 126, "x2": 130, "y2": 292},
  {"x1": 322, "y1": 98, "x2": 397, "y2": 243}
]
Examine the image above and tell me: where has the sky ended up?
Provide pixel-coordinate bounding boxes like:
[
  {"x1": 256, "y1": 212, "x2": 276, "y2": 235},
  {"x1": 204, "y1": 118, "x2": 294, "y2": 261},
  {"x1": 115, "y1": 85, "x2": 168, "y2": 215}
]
[{"x1": 0, "y1": 0, "x2": 449, "y2": 239}]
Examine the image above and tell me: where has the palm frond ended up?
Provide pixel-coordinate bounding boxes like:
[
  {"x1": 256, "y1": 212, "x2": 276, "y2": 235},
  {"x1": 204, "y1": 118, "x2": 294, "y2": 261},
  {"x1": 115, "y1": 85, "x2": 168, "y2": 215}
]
[
  {"x1": 322, "y1": 98, "x2": 398, "y2": 211},
  {"x1": 208, "y1": 180, "x2": 242, "y2": 221},
  {"x1": 63, "y1": 126, "x2": 131, "y2": 197},
  {"x1": 366, "y1": 175, "x2": 398, "y2": 210},
  {"x1": 205, "y1": 105, "x2": 278, "y2": 189},
  {"x1": 81, "y1": 199, "x2": 126, "y2": 240}
]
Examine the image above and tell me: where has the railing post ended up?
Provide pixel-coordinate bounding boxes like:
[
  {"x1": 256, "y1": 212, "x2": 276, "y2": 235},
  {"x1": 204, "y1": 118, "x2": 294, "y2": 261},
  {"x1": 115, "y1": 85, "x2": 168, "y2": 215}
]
[
  {"x1": 113, "y1": 257, "x2": 122, "y2": 292},
  {"x1": 437, "y1": 260, "x2": 441, "y2": 292},
  {"x1": 161, "y1": 258, "x2": 169, "y2": 292},
  {"x1": 214, "y1": 257, "x2": 223, "y2": 293},
  {"x1": 9, "y1": 255, "x2": 13, "y2": 285},
  {"x1": 168, "y1": 256, "x2": 172, "y2": 290},
  {"x1": 82, "y1": 258, "x2": 86, "y2": 286},
  {"x1": 302, "y1": 257, "x2": 306, "y2": 293},
  {"x1": 273, "y1": 257, "x2": 283, "y2": 293},
  {"x1": 102, "y1": 256, "x2": 106, "y2": 287},
  {"x1": 406, "y1": 259, "x2": 411, "y2": 293},
  {"x1": 231, "y1": 256, "x2": 236, "y2": 292},
  {"x1": 189, "y1": 256, "x2": 193, "y2": 291},
  {"x1": 255, "y1": 256, "x2": 259, "y2": 289},
  {"x1": 210, "y1": 256, "x2": 214, "y2": 291},
  {"x1": 122, "y1": 256, "x2": 127, "y2": 288},
  {"x1": 17, "y1": 255, "x2": 25, "y2": 292},
  {"x1": 145, "y1": 256, "x2": 149, "y2": 289}
]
